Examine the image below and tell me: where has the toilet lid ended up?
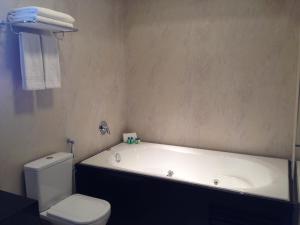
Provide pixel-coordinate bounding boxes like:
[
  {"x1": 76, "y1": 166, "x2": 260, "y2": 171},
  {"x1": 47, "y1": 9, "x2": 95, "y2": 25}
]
[{"x1": 47, "y1": 194, "x2": 110, "y2": 225}]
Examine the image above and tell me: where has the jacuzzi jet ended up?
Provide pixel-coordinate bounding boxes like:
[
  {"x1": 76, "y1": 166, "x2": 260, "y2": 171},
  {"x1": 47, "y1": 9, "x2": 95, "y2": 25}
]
[
  {"x1": 213, "y1": 179, "x2": 219, "y2": 186},
  {"x1": 167, "y1": 170, "x2": 174, "y2": 177}
]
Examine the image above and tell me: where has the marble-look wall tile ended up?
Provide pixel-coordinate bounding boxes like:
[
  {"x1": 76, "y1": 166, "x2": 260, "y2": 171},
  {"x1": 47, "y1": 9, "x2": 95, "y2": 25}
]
[
  {"x1": 125, "y1": 0, "x2": 300, "y2": 159},
  {"x1": 0, "y1": 0, "x2": 126, "y2": 194},
  {"x1": 0, "y1": 0, "x2": 299, "y2": 195}
]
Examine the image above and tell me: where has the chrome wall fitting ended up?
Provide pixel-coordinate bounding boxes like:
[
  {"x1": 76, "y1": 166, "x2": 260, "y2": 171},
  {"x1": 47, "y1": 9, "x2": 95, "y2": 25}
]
[
  {"x1": 99, "y1": 121, "x2": 110, "y2": 135},
  {"x1": 66, "y1": 138, "x2": 75, "y2": 157}
]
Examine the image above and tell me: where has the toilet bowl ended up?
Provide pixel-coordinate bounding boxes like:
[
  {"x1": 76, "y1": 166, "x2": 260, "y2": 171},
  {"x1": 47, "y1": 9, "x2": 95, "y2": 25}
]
[{"x1": 24, "y1": 152, "x2": 111, "y2": 225}]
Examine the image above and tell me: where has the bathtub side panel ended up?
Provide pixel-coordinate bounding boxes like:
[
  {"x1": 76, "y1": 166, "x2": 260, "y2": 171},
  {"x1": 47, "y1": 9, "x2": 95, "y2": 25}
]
[{"x1": 76, "y1": 164, "x2": 294, "y2": 225}]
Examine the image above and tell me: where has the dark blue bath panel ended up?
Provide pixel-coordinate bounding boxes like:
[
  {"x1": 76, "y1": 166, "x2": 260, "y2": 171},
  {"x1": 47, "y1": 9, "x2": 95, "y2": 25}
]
[{"x1": 75, "y1": 164, "x2": 297, "y2": 225}]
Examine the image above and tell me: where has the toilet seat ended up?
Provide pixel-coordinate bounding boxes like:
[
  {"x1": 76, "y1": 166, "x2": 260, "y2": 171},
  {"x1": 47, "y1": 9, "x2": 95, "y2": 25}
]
[{"x1": 46, "y1": 194, "x2": 111, "y2": 225}]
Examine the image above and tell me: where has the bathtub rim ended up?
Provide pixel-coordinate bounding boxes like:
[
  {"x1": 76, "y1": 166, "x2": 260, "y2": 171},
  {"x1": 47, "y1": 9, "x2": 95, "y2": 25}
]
[{"x1": 79, "y1": 142, "x2": 292, "y2": 202}]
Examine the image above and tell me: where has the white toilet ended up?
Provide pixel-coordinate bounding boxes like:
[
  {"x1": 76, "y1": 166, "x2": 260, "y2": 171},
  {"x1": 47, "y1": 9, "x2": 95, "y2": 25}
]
[{"x1": 24, "y1": 152, "x2": 111, "y2": 225}]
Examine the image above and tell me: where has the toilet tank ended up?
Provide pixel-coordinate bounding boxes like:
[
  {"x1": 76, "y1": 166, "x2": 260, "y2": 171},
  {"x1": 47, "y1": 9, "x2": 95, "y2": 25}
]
[{"x1": 24, "y1": 152, "x2": 73, "y2": 212}]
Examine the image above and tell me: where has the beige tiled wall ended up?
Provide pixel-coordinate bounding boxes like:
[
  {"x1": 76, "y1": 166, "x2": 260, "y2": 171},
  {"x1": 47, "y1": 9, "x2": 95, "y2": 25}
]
[
  {"x1": 125, "y1": 0, "x2": 300, "y2": 159},
  {"x1": 0, "y1": 0, "x2": 127, "y2": 194}
]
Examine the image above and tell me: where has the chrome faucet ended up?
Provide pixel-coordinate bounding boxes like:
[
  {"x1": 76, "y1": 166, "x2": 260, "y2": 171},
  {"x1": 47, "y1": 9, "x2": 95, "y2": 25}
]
[
  {"x1": 115, "y1": 153, "x2": 121, "y2": 163},
  {"x1": 99, "y1": 121, "x2": 110, "y2": 135}
]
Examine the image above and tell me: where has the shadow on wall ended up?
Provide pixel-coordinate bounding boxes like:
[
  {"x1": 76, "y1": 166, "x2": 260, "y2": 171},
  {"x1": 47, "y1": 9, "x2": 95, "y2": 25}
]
[{"x1": 4, "y1": 30, "x2": 54, "y2": 114}]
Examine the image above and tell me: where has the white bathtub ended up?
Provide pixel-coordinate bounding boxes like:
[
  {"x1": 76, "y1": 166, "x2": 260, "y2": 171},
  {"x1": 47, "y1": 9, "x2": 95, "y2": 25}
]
[{"x1": 81, "y1": 142, "x2": 290, "y2": 201}]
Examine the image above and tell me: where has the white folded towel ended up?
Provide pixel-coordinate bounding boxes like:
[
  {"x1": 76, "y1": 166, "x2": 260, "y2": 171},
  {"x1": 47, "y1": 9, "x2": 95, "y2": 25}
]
[
  {"x1": 8, "y1": 15, "x2": 74, "y2": 28},
  {"x1": 9, "y1": 6, "x2": 75, "y2": 24},
  {"x1": 19, "y1": 32, "x2": 45, "y2": 90},
  {"x1": 41, "y1": 32, "x2": 61, "y2": 89}
]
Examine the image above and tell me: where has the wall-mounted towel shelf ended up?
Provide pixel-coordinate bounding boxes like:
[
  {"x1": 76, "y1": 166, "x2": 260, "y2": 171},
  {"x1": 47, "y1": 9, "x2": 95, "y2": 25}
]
[{"x1": 0, "y1": 19, "x2": 78, "y2": 35}]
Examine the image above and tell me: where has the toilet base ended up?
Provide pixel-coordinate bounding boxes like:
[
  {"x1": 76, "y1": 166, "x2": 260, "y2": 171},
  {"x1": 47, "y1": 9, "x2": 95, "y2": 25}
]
[{"x1": 40, "y1": 211, "x2": 110, "y2": 225}]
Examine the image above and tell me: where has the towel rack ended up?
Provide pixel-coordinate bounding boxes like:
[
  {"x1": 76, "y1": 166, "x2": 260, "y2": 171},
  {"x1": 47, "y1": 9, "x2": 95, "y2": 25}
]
[{"x1": 0, "y1": 19, "x2": 78, "y2": 37}]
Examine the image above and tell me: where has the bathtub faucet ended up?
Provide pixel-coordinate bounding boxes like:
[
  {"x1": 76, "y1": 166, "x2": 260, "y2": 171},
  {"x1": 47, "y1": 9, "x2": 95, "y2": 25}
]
[
  {"x1": 99, "y1": 121, "x2": 110, "y2": 135},
  {"x1": 115, "y1": 153, "x2": 121, "y2": 163}
]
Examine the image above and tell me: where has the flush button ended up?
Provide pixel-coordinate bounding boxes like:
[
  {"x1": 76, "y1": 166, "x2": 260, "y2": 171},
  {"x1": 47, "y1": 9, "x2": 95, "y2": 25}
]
[{"x1": 46, "y1": 156, "x2": 54, "y2": 160}]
